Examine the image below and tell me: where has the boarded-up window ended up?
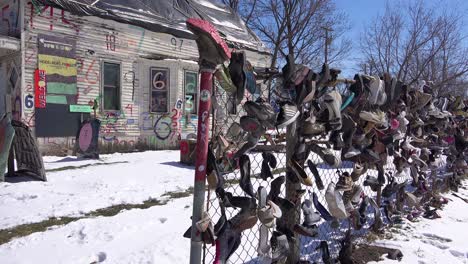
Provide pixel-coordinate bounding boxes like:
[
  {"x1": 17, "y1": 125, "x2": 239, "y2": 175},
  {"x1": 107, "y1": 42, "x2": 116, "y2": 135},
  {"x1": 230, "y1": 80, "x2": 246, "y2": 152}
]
[
  {"x1": 184, "y1": 71, "x2": 198, "y2": 114},
  {"x1": 150, "y1": 67, "x2": 169, "y2": 113},
  {"x1": 103, "y1": 62, "x2": 121, "y2": 110}
]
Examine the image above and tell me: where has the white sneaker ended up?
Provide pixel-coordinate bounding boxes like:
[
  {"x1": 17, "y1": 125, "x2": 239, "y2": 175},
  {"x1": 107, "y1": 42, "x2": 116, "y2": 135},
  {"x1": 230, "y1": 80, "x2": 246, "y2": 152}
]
[{"x1": 344, "y1": 146, "x2": 361, "y2": 158}]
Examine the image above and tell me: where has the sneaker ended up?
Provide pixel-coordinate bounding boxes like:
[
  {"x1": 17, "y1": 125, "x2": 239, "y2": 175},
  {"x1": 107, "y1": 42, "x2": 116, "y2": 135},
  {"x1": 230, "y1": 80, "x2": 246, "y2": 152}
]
[
  {"x1": 309, "y1": 144, "x2": 341, "y2": 168},
  {"x1": 276, "y1": 101, "x2": 300, "y2": 128},
  {"x1": 268, "y1": 175, "x2": 285, "y2": 202},
  {"x1": 233, "y1": 133, "x2": 261, "y2": 158},
  {"x1": 293, "y1": 64, "x2": 311, "y2": 86},
  {"x1": 243, "y1": 60, "x2": 257, "y2": 95},
  {"x1": 344, "y1": 146, "x2": 361, "y2": 158},
  {"x1": 282, "y1": 54, "x2": 296, "y2": 87},
  {"x1": 368, "y1": 197, "x2": 383, "y2": 232},
  {"x1": 225, "y1": 122, "x2": 243, "y2": 142},
  {"x1": 404, "y1": 191, "x2": 421, "y2": 208},
  {"x1": 307, "y1": 160, "x2": 324, "y2": 190},
  {"x1": 346, "y1": 184, "x2": 363, "y2": 208},
  {"x1": 214, "y1": 64, "x2": 237, "y2": 93},
  {"x1": 288, "y1": 159, "x2": 313, "y2": 186},
  {"x1": 358, "y1": 196, "x2": 369, "y2": 226},
  {"x1": 257, "y1": 223, "x2": 270, "y2": 256},
  {"x1": 325, "y1": 182, "x2": 348, "y2": 219},
  {"x1": 336, "y1": 171, "x2": 353, "y2": 191},
  {"x1": 368, "y1": 75, "x2": 387, "y2": 105},
  {"x1": 229, "y1": 51, "x2": 246, "y2": 104},
  {"x1": 243, "y1": 100, "x2": 277, "y2": 128},
  {"x1": 359, "y1": 110, "x2": 388, "y2": 127},
  {"x1": 207, "y1": 146, "x2": 224, "y2": 189},
  {"x1": 410, "y1": 90, "x2": 432, "y2": 111},
  {"x1": 350, "y1": 162, "x2": 366, "y2": 182},
  {"x1": 382, "y1": 176, "x2": 399, "y2": 198},
  {"x1": 262, "y1": 151, "x2": 277, "y2": 168},
  {"x1": 323, "y1": 90, "x2": 343, "y2": 130},
  {"x1": 390, "y1": 118, "x2": 400, "y2": 130},
  {"x1": 313, "y1": 192, "x2": 334, "y2": 221},
  {"x1": 231, "y1": 199, "x2": 258, "y2": 232},
  {"x1": 301, "y1": 198, "x2": 322, "y2": 225},
  {"x1": 363, "y1": 175, "x2": 381, "y2": 192},
  {"x1": 302, "y1": 121, "x2": 326, "y2": 136},
  {"x1": 388, "y1": 77, "x2": 403, "y2": 105},
  {"x1": 239, "y1": 115, "x2": 262, "y2": 133},
  {"x1": 316, "y1": 63, "x2": 331, "y2": 89},
  {"x1": 271, "y1": 231, "x2": 290, "y2": 262},
  {"x1": 330, "y1": 131, "x2": 345, "y2": 150},
  {"x1": 402, "y1": 140, "x2": 419, "y2": 153},
  {"x1": 260, "y1": 159, "x2": 274, "y2": 180},
  {"x1": 239, "y1": 155, "x2": 255, "y2": 197},
  {"x1": 293, "y1": 223, "x2": 318, "y2": 237},
  {"x1": 215, "y1": 221, "x2": 241, "y2": 263},
  {"x1": 195, "y1": 211, "x2": 213, "y2": 233},
  {"x1": 302, "y1": 75, "x2": 317, "y2": 103},
  {"x1": 258, "y1": 201, "x2": 282, "y2": 228}
]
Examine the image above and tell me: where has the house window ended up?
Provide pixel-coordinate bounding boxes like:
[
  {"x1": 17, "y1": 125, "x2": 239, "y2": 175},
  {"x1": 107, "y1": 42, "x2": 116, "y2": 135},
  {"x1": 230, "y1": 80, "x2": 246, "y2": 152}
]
[
  {"x1": 150, "y1": 67, "x2": 169, "y2": 113},
  {"x1": 184, "y1": 71, "x2": 198, "y2": 114},
  {"x1": 103, "y1": 62, "x2": 121, "y2": 110}
]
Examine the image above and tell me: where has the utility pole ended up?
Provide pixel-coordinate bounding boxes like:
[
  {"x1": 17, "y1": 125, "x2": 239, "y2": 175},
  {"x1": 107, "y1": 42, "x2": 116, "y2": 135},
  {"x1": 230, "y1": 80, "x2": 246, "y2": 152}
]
[{"x1": 322, "y1": 26, "x2": 333, "y2": 64}]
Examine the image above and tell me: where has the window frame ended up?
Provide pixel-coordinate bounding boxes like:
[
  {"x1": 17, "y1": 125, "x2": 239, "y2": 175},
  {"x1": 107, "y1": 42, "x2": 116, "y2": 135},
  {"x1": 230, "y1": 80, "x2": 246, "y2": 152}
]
[
  {"x1": 149, "y1": 67, "x2": 170, "y2": 114},
  {"x1": 183, "y1": 70, "x2": 199, "y2": 115},
  {"x1": 101, "y1": 61, "x2": 122, "y2": 111}
]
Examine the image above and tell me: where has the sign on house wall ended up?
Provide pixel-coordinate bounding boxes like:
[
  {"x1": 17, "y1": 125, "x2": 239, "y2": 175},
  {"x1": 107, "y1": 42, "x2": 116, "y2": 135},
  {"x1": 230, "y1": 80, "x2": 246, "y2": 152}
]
[
  {"x1": 35, "y1": 34, "x2": 85, "y2": 137},
  {"x1": 37, "y1": 34, "x2": 77, "y2": 105},
  {"x1": 34, "y1": 69, "x2": 46, "y2": 108}
]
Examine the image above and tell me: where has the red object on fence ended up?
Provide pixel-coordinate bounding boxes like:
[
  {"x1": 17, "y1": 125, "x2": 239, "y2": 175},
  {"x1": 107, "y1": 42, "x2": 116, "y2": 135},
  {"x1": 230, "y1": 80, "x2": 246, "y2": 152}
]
[
  {"x1": 194, "y1": 71, "x2": 213, "y2": 181},
  {"x1": 34, "y1": 69, "x2": 47, "y2": 108}
]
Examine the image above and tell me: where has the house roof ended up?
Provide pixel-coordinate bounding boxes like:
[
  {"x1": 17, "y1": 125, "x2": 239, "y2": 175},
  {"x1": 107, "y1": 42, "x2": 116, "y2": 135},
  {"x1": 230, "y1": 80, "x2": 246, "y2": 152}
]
[{"x1": 34, "y1": 0, "x2": 269, "y2": 54}]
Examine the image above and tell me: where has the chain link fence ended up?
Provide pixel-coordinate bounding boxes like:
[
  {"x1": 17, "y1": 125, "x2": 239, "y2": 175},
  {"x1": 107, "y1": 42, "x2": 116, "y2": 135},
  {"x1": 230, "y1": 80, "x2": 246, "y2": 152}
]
[{"x1": 202, "y1": 79, "x2": 412, "y2": 263}]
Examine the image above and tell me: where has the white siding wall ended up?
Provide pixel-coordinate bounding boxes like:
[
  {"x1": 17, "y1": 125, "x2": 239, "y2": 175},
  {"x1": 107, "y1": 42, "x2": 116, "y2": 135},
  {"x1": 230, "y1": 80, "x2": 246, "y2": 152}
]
[{"x1": 20, "y1": 2, "x2": 270, "y2": 154}]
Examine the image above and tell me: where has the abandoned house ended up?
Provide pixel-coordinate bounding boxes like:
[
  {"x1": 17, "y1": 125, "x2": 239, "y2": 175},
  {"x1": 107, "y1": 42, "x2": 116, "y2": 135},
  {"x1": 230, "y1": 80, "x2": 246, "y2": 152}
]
[{"x1": 0, "y1": 0, "x2": 271, "y2": 155}]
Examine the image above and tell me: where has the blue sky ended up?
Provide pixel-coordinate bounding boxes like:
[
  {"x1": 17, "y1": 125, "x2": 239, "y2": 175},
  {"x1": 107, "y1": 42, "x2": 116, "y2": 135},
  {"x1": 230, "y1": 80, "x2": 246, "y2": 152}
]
[{"x1": 333, "y1": 0, "x2": 468, "y2": 76}]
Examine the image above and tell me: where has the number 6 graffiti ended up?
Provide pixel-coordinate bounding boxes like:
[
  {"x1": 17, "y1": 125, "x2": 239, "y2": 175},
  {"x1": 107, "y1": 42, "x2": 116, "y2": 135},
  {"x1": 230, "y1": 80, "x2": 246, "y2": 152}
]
[
  {"x1": 153, "y1": 114, "x2": 172, "y2": 140},
  {"x1": 25, "y1": 95, "x2": 34, "y2": 108},
  {"x1": 152, "y1": 72, "x2": 165, "y2": 90}
]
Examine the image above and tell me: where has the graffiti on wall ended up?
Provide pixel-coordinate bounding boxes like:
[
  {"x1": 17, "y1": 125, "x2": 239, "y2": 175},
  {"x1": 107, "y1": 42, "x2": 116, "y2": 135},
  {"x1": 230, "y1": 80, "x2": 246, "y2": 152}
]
[
  {"x1": 28, "y1": 2, "x2": 80, "y2": 34},
  {"x1": 153, "y1": 99, "x2": 182, "y2": 143},
  {"x1": 1, "y1": 0, "x2": 19, "y2": 36},
  {"x1": 20, "y1": 1, "x2": 201, "y2": 149}
]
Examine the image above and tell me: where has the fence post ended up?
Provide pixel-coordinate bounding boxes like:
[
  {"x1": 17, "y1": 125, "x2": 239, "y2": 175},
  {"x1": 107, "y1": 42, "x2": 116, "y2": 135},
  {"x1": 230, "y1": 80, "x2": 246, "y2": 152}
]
[
  {"x1": 189, "y1": 69, "x2": 213, "y2": 264},
  {"x1": 186, "y1": 18, "x2": 230, "y2": 264},
  {"x1": 285, "y1": 120, "x2": 301, "y2": 263}
]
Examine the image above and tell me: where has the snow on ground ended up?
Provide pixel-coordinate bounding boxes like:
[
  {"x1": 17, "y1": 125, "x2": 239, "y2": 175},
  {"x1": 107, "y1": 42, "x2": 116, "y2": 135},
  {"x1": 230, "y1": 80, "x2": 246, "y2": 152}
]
[
  {"x1": 0, "y1": 197, "x2": 193, "y2": 264},
  {"x1": 371, "y1": 182, "x2": 468, "y2": 264},
  {"x1": 0, "y1": 151, "x2": 194, "y2": 229},
  {"x1": 0, "y1": 151, "x2": 467, "y2": 264}
]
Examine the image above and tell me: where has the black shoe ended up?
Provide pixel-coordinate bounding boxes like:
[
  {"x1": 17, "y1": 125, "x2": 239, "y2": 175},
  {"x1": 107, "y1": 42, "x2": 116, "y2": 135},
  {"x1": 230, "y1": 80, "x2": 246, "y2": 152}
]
[
  {"x1": 229, "y1": 51, "x2": 246, "y2": 104},
  {"x1": 239, "y1": 155, "x2": 255, "y2": 197},
  {"x1": 268, "y1": 175, "x2": 285, "y2": 201},
  {"x1": 307, "y1": 159, "x2": 324, "y2": 190}
]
